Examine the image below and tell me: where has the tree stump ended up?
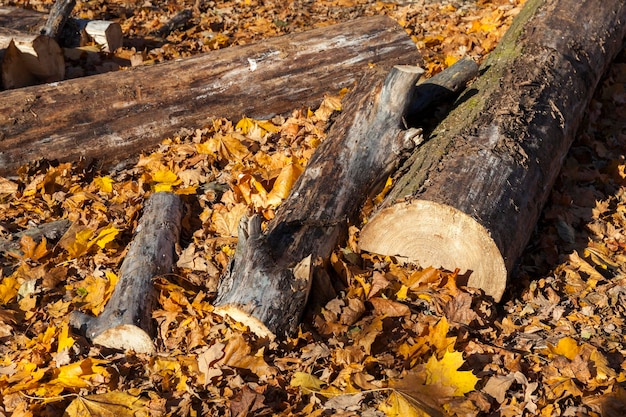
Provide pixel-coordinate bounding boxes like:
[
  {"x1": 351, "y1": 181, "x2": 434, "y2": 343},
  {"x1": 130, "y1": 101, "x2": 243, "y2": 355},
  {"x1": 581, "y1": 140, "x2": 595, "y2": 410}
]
[{"x1": 358, "y1": 0, "x2": 626, "y2": 302}]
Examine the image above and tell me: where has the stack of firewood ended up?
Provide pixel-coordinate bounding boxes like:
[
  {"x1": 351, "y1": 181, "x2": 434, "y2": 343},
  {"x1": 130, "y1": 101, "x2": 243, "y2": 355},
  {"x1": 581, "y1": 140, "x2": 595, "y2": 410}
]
[{"x1": 0, "y1": 0, "x2": 122, "y2": 90}]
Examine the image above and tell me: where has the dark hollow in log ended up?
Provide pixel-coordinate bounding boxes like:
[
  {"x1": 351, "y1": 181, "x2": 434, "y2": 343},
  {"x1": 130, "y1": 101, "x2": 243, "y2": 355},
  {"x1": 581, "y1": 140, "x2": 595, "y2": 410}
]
[
  {"x1": 69, "y1": 192, "x2": 182, "y2": 354},
  {"x1": 359, "y1": 0, "x2": 626, "y2": 302},
  {"x1": 0, "y1": 16, "x2": 418, "y2": 176},
  {"x1": 0, "y1": 29, "x2": 64, "y2": 89}
]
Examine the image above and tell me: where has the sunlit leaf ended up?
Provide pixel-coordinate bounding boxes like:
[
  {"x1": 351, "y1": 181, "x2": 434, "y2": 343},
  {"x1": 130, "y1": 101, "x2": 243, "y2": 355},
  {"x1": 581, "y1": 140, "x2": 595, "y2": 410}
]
[
  {"x1": 267, "y1": 163, "x2": 303, "y2": 206},
  {"x1": 424, "y1": 350, "x2": 478, "y2": 396},
  {"x1": 549, "y1": 337, "x2": 580, "y2": 361},
  {"x1": 0, "y1": 275, "x2": 20, "y2": 304},
  {"x1": 290, "y1": 371, "x2": 325, "y2": 394},
  {"x1": 63, "y1": 391, "x2": 150, "y2": 417},
  {"x1": 93, "y1": 226, "x2": 119, "y2": 249},
  {"x1": 379, "y1": 391, "x2": 430, "y2": 417},
  {"x1": 57, "y1": 321, "x2": 75, "y2": 353},
  {"x1": 93, "y1": 176, "x2": 114, "y2": 193}
]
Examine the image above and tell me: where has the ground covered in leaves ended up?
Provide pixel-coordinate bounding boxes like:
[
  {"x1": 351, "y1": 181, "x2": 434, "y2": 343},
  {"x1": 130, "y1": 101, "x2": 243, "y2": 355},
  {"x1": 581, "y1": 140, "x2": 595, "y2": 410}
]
[{"x1": 1, "y1": 0, "x2": 626, "y2": 416}]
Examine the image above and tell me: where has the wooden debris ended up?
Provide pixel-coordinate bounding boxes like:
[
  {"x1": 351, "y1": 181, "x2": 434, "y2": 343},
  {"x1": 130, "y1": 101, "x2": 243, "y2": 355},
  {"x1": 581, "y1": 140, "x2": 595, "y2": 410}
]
[
  {"x1": 69, "y1": 192, "x2": 182, "y2": 354},
  {"x1": 358, "y1": 0, "x2": 626, "y2": 302},
  {"x1": 0, "y1": 16, "x2": 419, "y2": 175},
  {"x1": 0, "y1": 6, "x2": 123, "y2": 52},
  {"x1": 0, "y1": 29, "x2": 64, "y2": 89}
]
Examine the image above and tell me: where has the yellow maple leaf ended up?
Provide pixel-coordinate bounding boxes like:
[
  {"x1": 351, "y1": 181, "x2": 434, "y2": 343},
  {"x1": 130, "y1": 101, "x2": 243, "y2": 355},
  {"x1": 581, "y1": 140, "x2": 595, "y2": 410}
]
[
  {"x1": 429, "y1": 317, "x2": 456, "y2": 355},
  {"x1": 57, "y1": 321, "x2": 75, "y2": 352},
  {"x1": 379, "y1": 391, "x2": 430, "y2": 417},
  {"x1": 152, "y1": 170, "x2": 181, "y2": 192},
  {"x1": 290, "y1": 372, "x2": 325, "y2": 394},
  {"x1": 50, "y1": 358, "x2": 109, "y2": 388},
  {"x1": 424, "y1": 350, "x2": 478, "y2": 396},
  {"x1": 93, "y1": 176, "x2": 114, "y2": 193},
  {"x1": 207, "y1": 134, "x2": 250, "y2": 162},
  {"x1": 92, "y1": 225, "x2": 119, "y2": 249},
  {"x1": 235, "y1": 117, "x2": 257, "y2": 134},
  {"x1": 67, "y1": 228, "x2": 95, "y2": 258},
  {"x1": 63, "y1": 391, "x2": 150, "y2": 417},
  {"x1": 0, "y1": 275, "x2": 20, "y2": 304},
  {"x1": 549, "y1": 337, "x2": 580, "y2": 360}
]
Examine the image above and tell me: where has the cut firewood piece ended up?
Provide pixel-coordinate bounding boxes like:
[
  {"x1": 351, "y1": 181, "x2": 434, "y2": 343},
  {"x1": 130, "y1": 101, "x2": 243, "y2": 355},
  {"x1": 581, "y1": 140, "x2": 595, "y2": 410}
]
[
  {"x1": 214, "y1": 65, "x2": 427, "y2": 338},
  {"x1": 82, "y1": 20, "x2": 123, "y2": 52},
  {"x1": 0, "y1": 29, "x2": 64, "y2": 89},
  {"x1": 359, "y1": 0, "x2": 626, "y2": 302},
  {"x1": 0, "y1": 7, "x2": 123, "y2": 51},
  {"x1": 69, "y1": 192, "x2": 182, "y2": 354},
  {"x1": 0, "y1": 15, "x2": 419, "y2": 176}
]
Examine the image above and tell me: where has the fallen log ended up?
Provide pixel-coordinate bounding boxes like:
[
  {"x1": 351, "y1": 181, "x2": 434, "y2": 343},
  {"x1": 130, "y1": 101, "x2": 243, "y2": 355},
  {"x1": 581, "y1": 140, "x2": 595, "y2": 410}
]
[
  {"x1": 0, "y1": 15, "x2": 418, "y2": 176},
  {"x1": 358, "y1": 0, "x2": 626, "y2": 302},
  {"x1": 0, "y1": 6, "x2": 123, "y2": 52},
  {"x1": 0, "y1": 29, "x2": 64, "y2": 89},
  {"x1": 213, "y1": 58, "x2": 479, "y2": 338},
  {"x1": 69, "y1": 192, "x2": 182, "y2": 354}
]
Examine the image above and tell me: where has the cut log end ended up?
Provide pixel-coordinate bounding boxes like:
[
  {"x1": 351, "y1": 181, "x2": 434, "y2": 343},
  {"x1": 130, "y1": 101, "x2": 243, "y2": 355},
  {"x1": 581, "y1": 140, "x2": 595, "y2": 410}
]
[
  {"x1": 92, "y1": 324, "x2": 156, "y2": 355},
  {"x1": 213, "y1": 305, "x2": 275, "y2": 340},
  {"x1": 359, "y1": 200, "x2": 507, "y2": 301}
]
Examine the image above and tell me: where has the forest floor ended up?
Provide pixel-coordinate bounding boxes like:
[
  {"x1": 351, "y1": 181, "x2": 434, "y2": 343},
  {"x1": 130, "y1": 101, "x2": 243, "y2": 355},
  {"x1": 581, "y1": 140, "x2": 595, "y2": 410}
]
[{"x1": 1, "y1": 0, "x2": 626, "y2": 416}]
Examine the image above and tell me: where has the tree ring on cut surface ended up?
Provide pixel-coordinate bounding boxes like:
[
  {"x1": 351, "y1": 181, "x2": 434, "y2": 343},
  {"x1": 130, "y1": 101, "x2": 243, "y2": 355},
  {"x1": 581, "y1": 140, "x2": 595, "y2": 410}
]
[{"x1": 359, "y1": 199, "x2": 507, "y2": 302}]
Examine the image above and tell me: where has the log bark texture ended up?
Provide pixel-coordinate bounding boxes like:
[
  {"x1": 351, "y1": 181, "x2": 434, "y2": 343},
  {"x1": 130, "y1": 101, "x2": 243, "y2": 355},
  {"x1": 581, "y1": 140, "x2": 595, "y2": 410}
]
[
  {"x1": 214, "y1": 64, "x2": 426, "y2": 338},
  {"x1": 0, "y1": 16, "x2": 418, "y2": 176},
  {"x1": 359, "y1": 0, "x2": 626, "y2": 302},
  {"x1": 40, "y1": 0, "x2": 76, "y2": 39},
  {"x1": 0, "y1": 29, "x2": 64, "y2": 89},
  {"x1": 69, "y1": 192, "x2": 182, "y2": 354}
]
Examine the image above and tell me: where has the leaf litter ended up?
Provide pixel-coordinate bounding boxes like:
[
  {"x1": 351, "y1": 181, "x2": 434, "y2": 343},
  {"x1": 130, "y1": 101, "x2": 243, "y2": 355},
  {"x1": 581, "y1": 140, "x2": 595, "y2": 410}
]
[{"x1": 1, "y1": 0, "x2": 626, "y2": 415}]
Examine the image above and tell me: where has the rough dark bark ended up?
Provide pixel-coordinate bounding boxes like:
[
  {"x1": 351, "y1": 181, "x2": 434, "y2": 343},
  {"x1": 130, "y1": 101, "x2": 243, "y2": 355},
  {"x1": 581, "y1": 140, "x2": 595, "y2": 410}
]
[
  {"x1": 359, "y1": 0, "x2": 626, "y2": 302},
  {"x1": 40, "y1": 0, "x2": 76, "y2": 39},
  {"x1": 0, "y1": 16, "x2": 419, "y2": 176},
  {"x1": 69, "y1": 192, "x2": 182, "y2": 354},
  {"x1": 0, "y1": 29, "x2": 64, "y2": 89},
  {"x1": 214, "y1": 58, "x2": 478, "y2": 338}
]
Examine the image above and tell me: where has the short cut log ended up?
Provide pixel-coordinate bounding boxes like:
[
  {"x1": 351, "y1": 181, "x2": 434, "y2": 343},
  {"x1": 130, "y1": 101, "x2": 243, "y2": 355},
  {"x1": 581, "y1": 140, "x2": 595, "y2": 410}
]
[
  {"x1": 358, "y1": 0, "x2": 626, "y2": 302},
  {"x1": 70, "y1": 192, "x2": 182, "y2": 354},
  {"x1": 0, "y1": 29, "x2": 64, "y2": 89},
  {"x1": 0, "y1": 16, "x2": 419, "y2": 176}
]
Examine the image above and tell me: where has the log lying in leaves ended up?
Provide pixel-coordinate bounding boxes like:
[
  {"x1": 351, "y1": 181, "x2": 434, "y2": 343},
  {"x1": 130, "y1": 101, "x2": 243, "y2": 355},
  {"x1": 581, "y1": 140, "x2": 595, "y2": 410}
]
[
  {"x1": 70, "y1": 192, "x2": 182, "y2": 354},
  {"x1": 0, "y1": 6, "x2": 123, "y2": 52},
  {"x1": 213, "y1": 65, "x2": 425, "y2": 338},
  {"x1": 0, "y1": 16, "x2": 418, "y2": 176},
  {"x1": 0, "y1": 29, "x2": 64, "y2": 89},
  {"x1": 359, "y1": 0, "x2": 626, "y2": 302}
]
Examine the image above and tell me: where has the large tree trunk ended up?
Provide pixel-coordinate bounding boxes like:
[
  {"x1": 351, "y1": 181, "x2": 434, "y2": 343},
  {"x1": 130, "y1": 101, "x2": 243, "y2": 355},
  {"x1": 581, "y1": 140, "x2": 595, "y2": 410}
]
[
  {"x1": 214, "y1": 58, "x2": 479, "y2": 338},
  {"x1": 69, "y1": 192, "x2": 182, "y2": 354},
  {"x1": 358, "y1": 0, "x2": 626, "y2": 302},
  {"x1": 0, "y1": 16, "x2": 417, "y2": 176}
]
